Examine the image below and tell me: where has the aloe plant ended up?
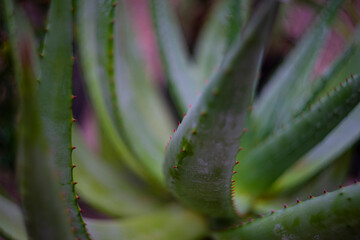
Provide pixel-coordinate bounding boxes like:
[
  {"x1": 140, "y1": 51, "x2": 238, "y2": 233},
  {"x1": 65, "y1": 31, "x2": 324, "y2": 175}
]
[{"x1": 1, "y1": 0, "x2": 360, "y2": 239}]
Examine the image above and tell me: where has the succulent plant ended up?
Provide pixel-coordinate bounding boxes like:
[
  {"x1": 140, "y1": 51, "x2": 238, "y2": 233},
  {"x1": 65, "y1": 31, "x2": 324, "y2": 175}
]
[{"x1": 1, "y1": 0, "x2": 360, "y2": 239}]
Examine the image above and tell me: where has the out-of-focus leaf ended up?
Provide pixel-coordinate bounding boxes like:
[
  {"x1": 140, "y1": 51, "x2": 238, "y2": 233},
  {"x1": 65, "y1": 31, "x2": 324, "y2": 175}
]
[
  {"x1": 72, "y1": 128, "x2": 163, "y2": 217},
  {"x1": 0, "y1": 195, "x2": 26, "y2": 240},
  {"x1": 86, "y1": 204, "x2": 208, "y2": 240}
]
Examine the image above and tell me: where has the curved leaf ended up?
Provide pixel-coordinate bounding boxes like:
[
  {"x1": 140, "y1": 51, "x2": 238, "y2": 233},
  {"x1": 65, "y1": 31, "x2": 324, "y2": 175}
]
[
  {"x1": 234, "y1": 75, "x2": 360, "y2": 201},
  {"x1": 0, "y1": 195, "x2": 26, "y2": 240},
  {"x1": 151, "y1": 0, "x2": 199, "y2": 112},
  {"x1": 215, "y1": 183, "x2": 360, "y2": 240},
  {"x1": 86, "y1": 205, "x2": 208, "y2": 240},
  {"x1": 37, "y1": 0, "x2": 88, "y2": 238},
  {"x1": 252, "y1": 0, "x2": 343, "y2": 138},
  {"x1": 72, "y1": 128, "x2": 162, "y2": 217},
  {"x1": 164, "y1": 0, "x2": 278, "y2": 218},
  {"x1": 15, "y1": 16, "x2": 73, "y2": 239}
]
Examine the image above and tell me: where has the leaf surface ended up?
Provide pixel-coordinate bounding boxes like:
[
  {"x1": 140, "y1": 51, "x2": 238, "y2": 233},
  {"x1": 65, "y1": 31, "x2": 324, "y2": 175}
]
[{"x1": 164, "y1": 0, "x2": 278, "y2": 218}]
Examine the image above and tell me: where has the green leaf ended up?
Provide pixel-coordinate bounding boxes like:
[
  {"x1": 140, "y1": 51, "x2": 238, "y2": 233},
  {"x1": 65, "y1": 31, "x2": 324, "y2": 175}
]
[
  {"x1": 214, "y1": 183, "x2": 360, "y2": 240},
  {"x1": 305, "y1": 30, "x2": 360, "y2": 109},
  {"x1": 86, "y1": 204, "x2": 208, "y2": 240},
  {"x1": 234, "y1": 75, "x2": 360, "y2": 200},
  {"x1": 112, "y1": 0, "x2": 174, "y2": 184},
  {"x1": 151, "y1": 0, "x2": 199, "y2": 112},
  {"x1": 37, "y1": 0, "x2": 88, "y2": 238},
  {"x1": 194, "y1": 0, "x2": 251, "y2": 87},
  {"x1": 77, "y1": 0, "x2": 147, "y2": 181},
  {"x1": 14, "y1": 15, "x2": 73, "y2": 239},
  {"x1": 270, "y1": 102, "x2": 360, "y2": 194},
  {"x1": 0, "y1": 195, "x2": 26, "y2": 240},
  {"x1": 164, "y1": 0, "x2": 278, "y2": 218},
  {"x1": 252, "y1": 0, "x2": 343, "y2": 138},
  {"x1": 72, "y1": 128, "x2": 163, "y2": 217}
]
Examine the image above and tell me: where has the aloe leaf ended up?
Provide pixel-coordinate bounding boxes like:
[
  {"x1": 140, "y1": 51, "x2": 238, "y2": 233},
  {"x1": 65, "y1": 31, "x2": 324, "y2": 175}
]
[
  {"x1": 307, "y1": 32, "x2": 360, "y2": 108},
  {"x1": 252, "y1": 0, "x2": 343, "y2": 137},
  {"x1": 164, "y1": 0, "x2": 278, "y2": 218},
  {"x1": 72, "y1": 128, "x2": 162, "y2": 217},
  {"x1": 0, "y1": 195, "x2": 26, "y2": 240},
  {"x1": 151, "y1": 0, "x2": 199, "y2": 112},
  {"x1": 77, "y1": 0, "x2": 149, "y2": 181},
  {"x1": 86, "y1": 204, "x2": 208, "y2": 240},
  {"x1": 15, "y1": 21, "x2": 73, "y2": 239},
  {"x1": 214, "y1": 183, "x2": 360, "y2": 240},
  {"x1": 194, "y1": 0, "x2": 251, "y2": 85},
  {"x1": 35, "y1": 0, "x2": 89, "y2": 238},
  {"x1": 270, "y1": 102, "x2": 360, "y2": 194},
  {"x1": 234, "y1": 75, "x2": 360, "y2": 199},
  {"x1": 253, "y1": 154, "x2": 352, "y2": 215},
  {"x1": 112, "y1": 0, "x2": 173, "y2": 184}
]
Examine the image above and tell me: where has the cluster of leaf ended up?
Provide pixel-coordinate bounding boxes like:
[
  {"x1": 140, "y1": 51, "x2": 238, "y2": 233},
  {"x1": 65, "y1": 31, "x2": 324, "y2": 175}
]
[{"x1": 0, "y1": 0, "x2": 360, "y2": 239}]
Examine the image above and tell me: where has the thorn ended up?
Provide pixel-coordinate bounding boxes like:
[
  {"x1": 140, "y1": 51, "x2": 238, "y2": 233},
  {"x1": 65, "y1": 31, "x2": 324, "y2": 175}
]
[
  {"x1": 72, "y1": 56, "x2": 76, "y2": 61},
  {"x1": 79, "y1": 209, "x2": 83, "y2": 213},
  {"x1": 76, "y1": 196, "x2": 80, "y2": 200},
  {"x1": 283, "y1": 204, "x2": 288, "y2": 208},
  {"x1": 74, "y1": 182, "x2": 78, "y2": 185},
  {"x1": 346, "y1": 78, "x2": 349, "y2": 83},
  {"x1": 178, "y1": 121, "x2": 181, "y2": 126},
  {"x1": 191, "y1": 129, "x2": 197, "y2": 135},
  {"x1": 232, "y1": 180, "x2": 235, "y2": 183},
  {"x1": 339, "y1": 82, "x2": 343, "y2": 87},
  {"x1": 72, "y1": 164, "x2": 76, "y2": 168},
  {"x1": 334, "y1": 86, "x2": 337, "y2": 91},
  {"x1": 309, "y1": 194, "x2": 313, "y2": 199},
  {"x1": 233, "y1": 171, "x2": 237, "y2": 174},
  {"x1": 189, "y1": 104, "x2": 192, "y2": 108},
  {"x1": 110, "y1": 19, "x2": 115, "y2": 24},
  {"x1": 238, "y1": 147, "x2": 243, "y2": 151},
  {"x1": 112, "y1": 2, "x2": 117, "y2": 7},
  {"x1": 39, "y1": 53, "x2": 44, "y2": 58},
  {"x1": 72, "y1": 118, "x2": 77, "y2": 122},
  {"x1": 259, "y1": 214, "x2": 264, "y2": 218},
  {"x1": 339, "y1": 185, "x2": 343, "y2": 188},
  {"x1": 183, "y1": 113, "x2": 186, "y2": 117},
  {"x1": 242, "y1": 128, "x2": 248, "y2": 133},
  {"x1": 72, "y1": 95, "x2": 77, "y2": 99},
  {"x1": 181, "y1": 149, "x2": 185, "y2": 152},
  {"x1": 296, "y1": 199, "x2": 301, "y2": 203},
  {"x1": 173, "y1": 166, "x2": 177, "y2": 169},
  {"x1": 201, "y1": 111, "x2": 207, "y2": 116},
  {"x1": 72, "y1": 146, "x2": 76, "y2": 150},
  {"x1": 173, "y1": 129, "x2": 176, "y2": 133},
  {"x1": 71, "y1": 7, "x2": 75, "y2": 12},
  {"x1": 235, "y1": 161, "x2": 239, "y2": 164},
  {"x1": 323, "y1": 189, "x2": 327, "y2": 194},
  {"x1": 351, "y1": 74, "x2": 354, "y2": 78}
]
